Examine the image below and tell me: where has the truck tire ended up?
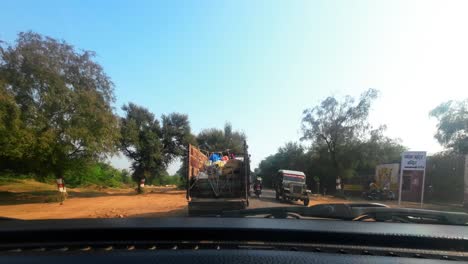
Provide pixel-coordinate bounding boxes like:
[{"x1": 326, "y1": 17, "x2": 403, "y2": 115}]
[{"x1": 303, "y1": 198, "x2": 309, "y2": 206}]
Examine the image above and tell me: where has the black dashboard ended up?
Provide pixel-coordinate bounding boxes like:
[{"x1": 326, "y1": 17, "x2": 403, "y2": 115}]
[{"x1": 0, "y1": 217, "x2": 467, "y2": 263}]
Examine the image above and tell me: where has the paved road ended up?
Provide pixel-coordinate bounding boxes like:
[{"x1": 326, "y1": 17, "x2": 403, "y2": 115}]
[{"x1": 249, "y1": 188, "x2": 305, "y2": 209}]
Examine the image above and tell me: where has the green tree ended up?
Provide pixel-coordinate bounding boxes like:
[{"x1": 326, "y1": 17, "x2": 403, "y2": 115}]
[
  {"x1": 197, "y1": 123, "x2": 246, "y2": 153},
  {"x1": 176, "y1": 131, "x2": 198, "y2": 189},
  {"x1": 258, "y1": 135, "x2": 405, "y2": 193},
  {"x1": 120, "y1": 103, "x2": 163, "y2": 192},
  {"x1": 64, "y1": 161, "x2": 125, "y2": 188},
  {"x1": 353, "y1": 127, "x2": 406, "y2": 172},
  {"x1": 257, "y1": 142, "x2": 308, "y2": 188},
  {"x1": 0, "y1": 32, "x2": 119, "y2": 181},
  {"x1": 430, "y1": 100, "x2": 468, "y2": 154},
  {"x1": 120, "y1": 169, "x2": 132, "y2": 185},
  {"x1": 301, "y1": 89, "x2": 378, "y2": 190},
  {"x1": 0, "y1": 81, "x2": 34, "y2": 167},
  {"x1": 161, "y1": 113, "x2": 195, "y2": 166},
  {"x1": 119, "y1": 103, "x2": 193, "y2": 192}
]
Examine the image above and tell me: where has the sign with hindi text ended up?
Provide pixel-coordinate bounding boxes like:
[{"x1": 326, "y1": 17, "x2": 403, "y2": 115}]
[{"x1": 401, "y1": 151, "x2": 426, "y2": 171}]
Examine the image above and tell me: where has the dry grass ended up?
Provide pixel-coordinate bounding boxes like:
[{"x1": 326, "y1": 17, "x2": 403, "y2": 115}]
[{"x1": 0, "y1": 179, "x2": 56, "y2": 193}]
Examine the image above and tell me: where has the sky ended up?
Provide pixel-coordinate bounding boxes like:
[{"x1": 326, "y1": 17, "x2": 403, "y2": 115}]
[{"x1": 1, "y1": 0, "x2": 468, "y2": 174}]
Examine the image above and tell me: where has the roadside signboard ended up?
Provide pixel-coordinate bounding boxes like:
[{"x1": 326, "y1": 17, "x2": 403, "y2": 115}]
[
  {"x1": 398, "y1": 151, "x2": 427, "y2": 207},
  {"x1": 401, "y1": 152, "x2": 427, "y2": 170}
]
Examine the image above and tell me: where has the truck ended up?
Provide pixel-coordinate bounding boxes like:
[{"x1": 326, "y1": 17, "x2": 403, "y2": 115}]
[
  {"x1": 274, "y1": 169, "x2": 310, "y2": 206},
  {"x1": 186, "y1": 142, "x2": 250, "y2": 215}
]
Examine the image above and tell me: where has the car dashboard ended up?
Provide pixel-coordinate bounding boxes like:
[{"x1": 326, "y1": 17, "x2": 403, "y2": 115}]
[{"x1": 0, "y1": 217, "x2": 467, "y2": 263}]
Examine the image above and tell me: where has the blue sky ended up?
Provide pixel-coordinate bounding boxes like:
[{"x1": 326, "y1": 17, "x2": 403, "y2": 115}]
[{"x1": 2, "y1": 0, "x2": 468, "y2": 173}]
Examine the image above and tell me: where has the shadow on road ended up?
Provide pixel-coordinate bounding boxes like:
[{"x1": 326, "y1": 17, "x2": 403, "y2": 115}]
[
  {"x1": 257, "y1": 196, "x2": 304, "y2": 205},
  {"x1": 250, "y1": 195, "x2": 276, "y2": 203},
  {"x1": 0, "y1": 191, "x2": 63, "y2": 205},
  {"x1": 127, "y1": 207, "x2": 188, "y2": 218},
  {"x1": 0, "y1": 189, "x2": 185, "y2": 206}
]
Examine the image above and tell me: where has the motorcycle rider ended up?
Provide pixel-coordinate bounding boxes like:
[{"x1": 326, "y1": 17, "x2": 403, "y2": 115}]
[
  {"x1": 366, "y1": 181, "x2": 379, "y2": 200},
  {"x1": 253, "y1": 177, "x2": 262, "y2": 197}
]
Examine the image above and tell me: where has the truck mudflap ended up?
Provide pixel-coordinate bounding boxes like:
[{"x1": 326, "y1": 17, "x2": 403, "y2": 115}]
[{"x1": 188, "y1": 199, "x2": 248, "y2": 216}]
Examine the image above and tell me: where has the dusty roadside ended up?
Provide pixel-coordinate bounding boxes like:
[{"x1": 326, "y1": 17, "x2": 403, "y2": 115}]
[
  {"x1": 0, "y1": 190, "x2": 187, "y2": 220},
  {"x1": 0, "y1": 180, "x2": 188, "y2": 219}
]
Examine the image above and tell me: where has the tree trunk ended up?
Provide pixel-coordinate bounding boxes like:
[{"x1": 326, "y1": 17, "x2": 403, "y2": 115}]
[
  {"x1": 137, "y1": 178, "x2": 142, "y2": 193},
  {"x1": 329, "y1": 150, "x2": 340, "y2": 192}
]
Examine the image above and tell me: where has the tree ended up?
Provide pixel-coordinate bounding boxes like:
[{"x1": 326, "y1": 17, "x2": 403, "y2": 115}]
[
  {"x1": 162, "y1": 113, "x2": 197, "y2": 189},
  {"x1": 353, "y1": 127, "x2": 406, "y2": 172},
  {"x1": 0, "y1": 81, "x2": 34, "y2": 166},
  {"x1": 0, "y1": 32, "x2": 119, "y2": 181},
  {"x1": 430, "y1": 100, "x2": 468, "y2": 154},
  {"x1": 197, "y1": 123, "x2": 246, "y2": 153},
  {"x1": 301, "y1": 89, "x2": 378, "y2": 189},
  {"x1": 258, "y1": 135, "x2": 405, "y2": 193},
  {"x1": 175, "y1": 129, "x2": 198, "y2": 189},
  {"x1": 120, "y1": 103, "x2": 163, "y2": 192},
  {"x1": 257, "y1": 142, "x2": 308, "y2": 188},
  {"x1": 119, "y1": 103, "x2": 193, "y2": 192},
  {"x1": 161, "y1": 113, "x2": 194, "y2": 166}
]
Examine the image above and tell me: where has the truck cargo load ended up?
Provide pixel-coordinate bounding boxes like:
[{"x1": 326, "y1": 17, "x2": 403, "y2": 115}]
[{"x1": 186, "y1": 142, "x2": 250, "y2": 215}]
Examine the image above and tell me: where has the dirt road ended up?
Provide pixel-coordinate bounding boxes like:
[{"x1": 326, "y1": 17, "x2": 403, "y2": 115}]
[
  {"x1": 249, "y1": 188, "x2": 354, "y2": 208},
  {"x1": 0, "y1": 189, "x2": 188, "y2": 220},
  {"x1": 0, "y1": 187, "x2": 351, "y2": 220},
  {"x1": 1, "y1": 184, "x2": 464, "y2": 220}
]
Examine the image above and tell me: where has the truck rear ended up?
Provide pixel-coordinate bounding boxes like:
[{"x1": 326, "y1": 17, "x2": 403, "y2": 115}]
[{"x1": 186, "y1": 142, "x2": 250, "y2": 215}]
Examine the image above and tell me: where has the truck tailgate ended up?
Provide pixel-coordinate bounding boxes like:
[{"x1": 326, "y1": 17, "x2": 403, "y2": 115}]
[{"x1": 188, "y1": 198, "x2": 247, "y2": 216}]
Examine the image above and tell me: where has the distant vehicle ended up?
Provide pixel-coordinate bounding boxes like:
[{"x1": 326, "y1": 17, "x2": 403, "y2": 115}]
[
  {"x1": 254, "y1": 186, "x2": 261, "y2": 198},
  {"x1": 186, "y1": 142, "x2": 250, "y2": 215},
  {"x1": 252, "y1": 177, "x2": 262, "y2": 198},
  {"x1": 274, "y1": 170, "x2": 310, "y2": 206}
]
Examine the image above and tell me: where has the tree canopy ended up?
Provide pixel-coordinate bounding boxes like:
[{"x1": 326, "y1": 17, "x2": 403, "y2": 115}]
[
  {"x1": 257, "y1": 142, "x2": 309, "y2": 188},
  {"x1": 430, "y1": 100, "x2": 468, "y2": 154},
  {"x1": 197, "y1": 123, "x2": 246, "y2": 154},
  {"x1": 0, "y1": 32, "x2": 119, "y2": 178},
  {"x1": 258, "y1": 89, "x2": 405, "y2": 192},
  {"x1": 119, "y1": 103, "x2": 193, "y2": 186},
  {"x1": 301, "y1": 88, "x2": 378, "y2": 171},
  {"x1": 300, "y1": 88, "x2": 382, "y2": 184},
  {"x1": 120, "y1": 103, "x2": 163, "y2": 185}
]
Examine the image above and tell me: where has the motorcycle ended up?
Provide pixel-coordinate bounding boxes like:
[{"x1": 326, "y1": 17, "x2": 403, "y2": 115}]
[
  {"x1": 362, "y1": 189, "x2": 395, "y2": 201},
  {"x1": 254, "y1": 184, "x2": 262, "y2": 198},
  {"x1": 362, "y1": 190, "x2": 380, "y2": 200},
  {"x1": 382, "y1": 189, "x2": 395, "y2": 200}
]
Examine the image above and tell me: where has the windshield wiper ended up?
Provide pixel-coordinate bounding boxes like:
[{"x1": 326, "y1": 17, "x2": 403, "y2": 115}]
[{"x1": 221, "y1": 203, "x2": 468, "y2": 226}]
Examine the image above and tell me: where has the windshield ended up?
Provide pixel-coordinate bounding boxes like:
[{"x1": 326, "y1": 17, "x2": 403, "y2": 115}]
[
  {"x1": 284, "y1": 176, "x2": 305, "y2": 183},
  {"x1": 0, "y1": 0, "x2": 468, "y2": 225}
]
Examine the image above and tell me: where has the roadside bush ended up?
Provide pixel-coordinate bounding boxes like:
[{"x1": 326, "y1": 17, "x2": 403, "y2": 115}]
[
  {"x1": 0, "y1": 172, "x2": 37, "y2": 184},
  {"x1": 64, "y1": 162, "x2": 125, "y2": 188},
  {"x1": 120, "y1": 169, "x2": 132, "y2": 185},
  {"x1": 151, "y1": 173, "x2": 181, "y2": 186}
]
